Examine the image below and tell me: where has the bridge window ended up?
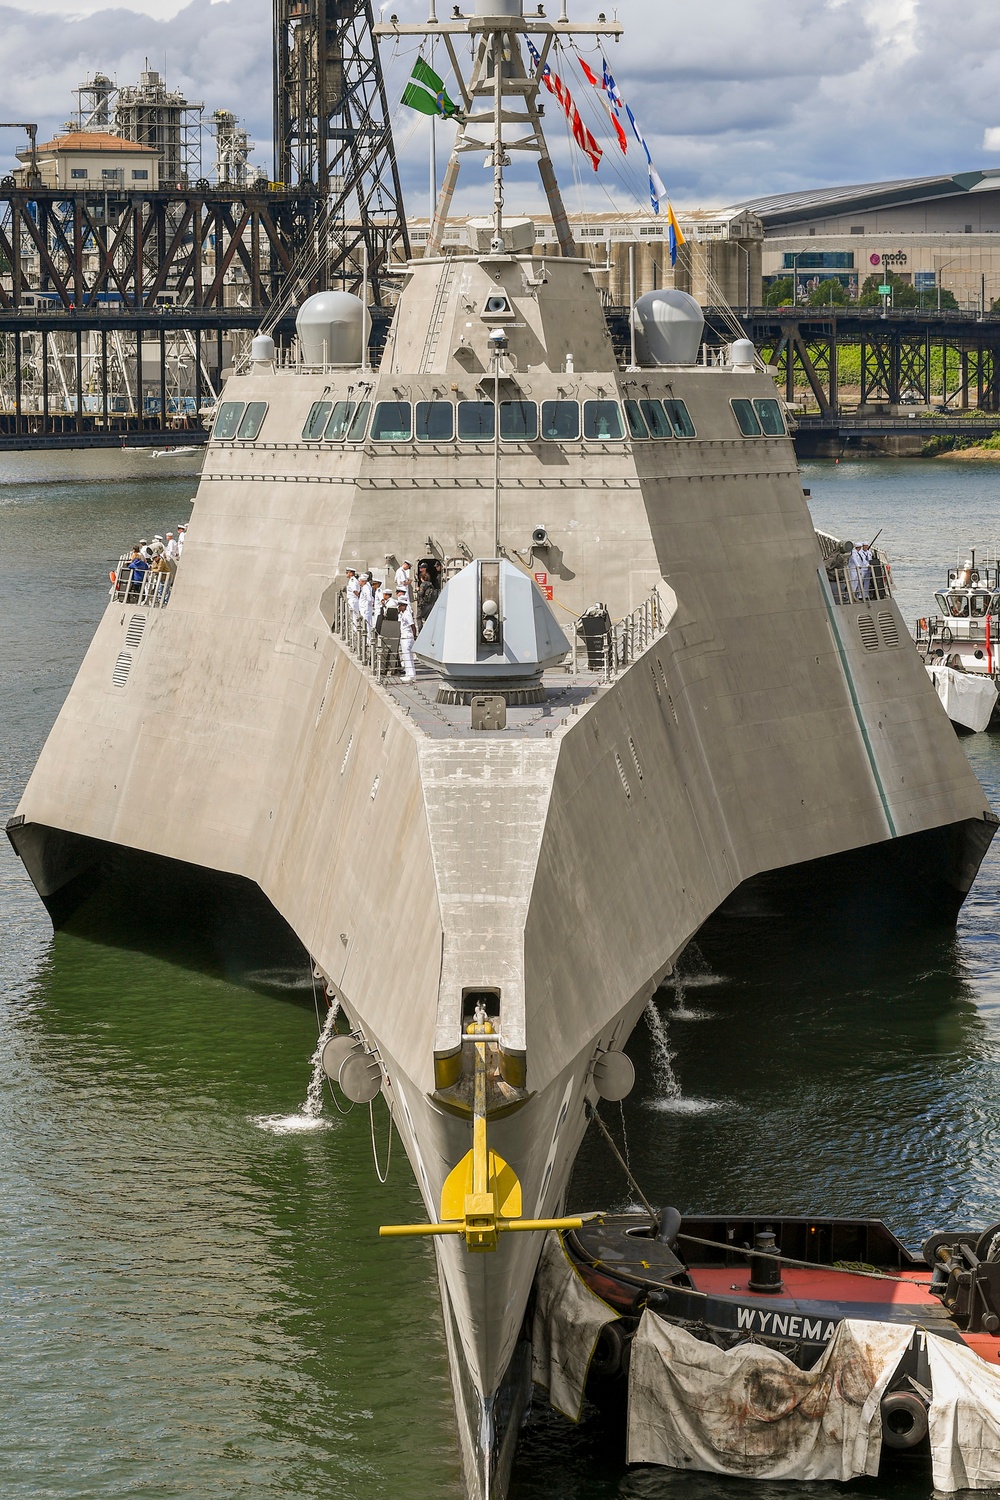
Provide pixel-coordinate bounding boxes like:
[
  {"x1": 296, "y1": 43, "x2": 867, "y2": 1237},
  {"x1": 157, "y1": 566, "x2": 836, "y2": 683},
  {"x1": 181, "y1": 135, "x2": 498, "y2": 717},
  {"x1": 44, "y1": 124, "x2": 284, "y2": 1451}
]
[
  {"x1": 731, "y1": 398, "x2": 761, "y2": 437},
  {"x1": 416, "y1": 401, "x2": 454, "y2": 442},
  {"x1": 214, "y1": 401, "x2": 245, "y2": 440},
  {"x1": 346, "y1": 401, "x2": 371, "y2": 441},
  {"x1": 540, "y1": 400, "x2": 579, "y2": 441},
  {"x1": 624, "y1": 400, "x2": 648, "y2": 439},
  {"x1": 754, "y1": 398, "x2": 786, "y2": 435},
  {"x1": 371, "y1": 401, "x2": 412, "y2": 441},
  {"x1": 458, "y1": 401, "x2": 495, "y2": 441},
  {"x1": 302, "y1": 401, "x2": 332, "y2": 440},
  {"x1": 237, "y1": 401, "x2": 268, "y2": 440},
  {"x1": 500, "y1": 401, "x2": 538, "y2": 441},
  {"x1": 324, "y1": 401, "x2": 356, "y2": 440},
  {"x1": 970, "y1": 592, "x2": 993, "y2": 617},
  {"x1": 584, "y1": 400, "x2": 625, "y2": 441},
  {"x1": 945, "y1": 593, "x2": 970, "y2": 618},
  {"x1": 640, "y1": 399, "x2": 673, "y2": 438},
  {"x1": 664, "y1": 399, "x2": 696, "y2": 438}
]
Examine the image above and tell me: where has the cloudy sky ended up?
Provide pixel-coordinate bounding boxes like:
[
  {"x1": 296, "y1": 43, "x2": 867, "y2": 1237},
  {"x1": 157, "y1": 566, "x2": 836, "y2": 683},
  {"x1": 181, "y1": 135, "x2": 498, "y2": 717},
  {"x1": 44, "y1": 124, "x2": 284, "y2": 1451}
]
[{"x1": 2, "y1": 0, "x2": 999, "y2": 213}]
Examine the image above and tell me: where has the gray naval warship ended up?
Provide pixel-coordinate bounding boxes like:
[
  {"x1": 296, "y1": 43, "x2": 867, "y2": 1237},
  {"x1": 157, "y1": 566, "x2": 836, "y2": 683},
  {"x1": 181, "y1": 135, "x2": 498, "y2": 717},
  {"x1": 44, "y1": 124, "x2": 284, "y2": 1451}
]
[{"x1": 8, "y1": 2, "x2": 998, "y2": 1495}]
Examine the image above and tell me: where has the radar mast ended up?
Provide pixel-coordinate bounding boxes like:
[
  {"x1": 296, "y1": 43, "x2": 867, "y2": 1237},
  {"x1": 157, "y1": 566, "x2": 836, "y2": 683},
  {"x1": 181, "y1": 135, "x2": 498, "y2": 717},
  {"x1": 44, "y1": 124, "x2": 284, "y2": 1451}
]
[{"x1": 375, "y1": 1, "x2": 622, "y2": 255}]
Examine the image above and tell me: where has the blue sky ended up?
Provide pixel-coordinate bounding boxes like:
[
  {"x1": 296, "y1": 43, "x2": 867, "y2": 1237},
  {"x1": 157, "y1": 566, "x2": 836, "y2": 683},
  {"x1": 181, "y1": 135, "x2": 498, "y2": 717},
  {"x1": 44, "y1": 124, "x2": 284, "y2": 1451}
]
[{"x1": 2, "y1": 0, "x2": 1000, "y2": 212}]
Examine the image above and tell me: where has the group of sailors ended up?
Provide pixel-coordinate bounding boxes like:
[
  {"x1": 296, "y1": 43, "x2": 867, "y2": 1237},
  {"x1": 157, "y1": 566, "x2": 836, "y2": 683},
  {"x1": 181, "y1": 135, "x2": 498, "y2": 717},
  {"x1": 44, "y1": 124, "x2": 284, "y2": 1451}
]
[
  {"x1": 344, "y1": 560, "x2": 441, "y2": 681},
  {"x1": 826, "y1": 539, "x2": 887, "y2": 603},
  {"x1": 119, "y1": 527, "x2": 187, "y2": 604}
]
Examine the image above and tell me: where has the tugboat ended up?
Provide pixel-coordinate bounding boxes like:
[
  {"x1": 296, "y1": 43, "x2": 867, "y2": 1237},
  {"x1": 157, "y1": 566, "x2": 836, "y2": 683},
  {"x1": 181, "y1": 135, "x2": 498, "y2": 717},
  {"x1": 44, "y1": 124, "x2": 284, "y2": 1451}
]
[
  {"x1": 7, "y1": 3, "x2": 998, "y2": 1497},
  {"x1": 915, "y1": 551, "x2": 1000, "y2": 732},
  {"x1": 539, "y1": 1212, "x2": 1000, "y2": 1484}
]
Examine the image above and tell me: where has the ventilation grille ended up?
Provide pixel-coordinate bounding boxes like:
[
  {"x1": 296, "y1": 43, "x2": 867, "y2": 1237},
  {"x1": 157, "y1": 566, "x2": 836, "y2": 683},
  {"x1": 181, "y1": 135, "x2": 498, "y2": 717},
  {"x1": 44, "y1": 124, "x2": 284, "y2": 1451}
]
[
  {"x1": 877, "y1": 611, "x2": 899, "y2": 648},
  {"x1": 628, "y1": 735, "x2": 644, "y2": 782},
  {"x1": 857, "y1": 614, "x2": 879, "y2": 651},
  {"x1": 112, "y1": 651, "x2": 132, "y2": 687},
  {"x1": 614, "y1": 752, "x2": 631, "y2": 800},
  {"x1": 125, "y1": 614, "x2": 145, "y2": 650}
]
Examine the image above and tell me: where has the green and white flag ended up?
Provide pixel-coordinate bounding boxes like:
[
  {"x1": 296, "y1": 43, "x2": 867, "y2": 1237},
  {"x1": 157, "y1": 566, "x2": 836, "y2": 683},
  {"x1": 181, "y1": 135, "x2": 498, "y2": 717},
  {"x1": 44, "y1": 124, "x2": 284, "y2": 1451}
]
[{"x1": 402, "y1": 56, "x2": 459, "y2": 118}]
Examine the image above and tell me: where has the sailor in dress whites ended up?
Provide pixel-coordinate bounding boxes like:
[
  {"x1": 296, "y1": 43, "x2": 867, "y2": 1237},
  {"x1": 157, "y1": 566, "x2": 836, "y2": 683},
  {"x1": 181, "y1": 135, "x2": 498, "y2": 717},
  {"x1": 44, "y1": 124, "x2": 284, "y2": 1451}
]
[
  {"x1": 346, "y1": 569, "x2": 361, "y2": 635},
  {"x1": 398, "y1": 592, "x2": 417, "y2": 681},
  {"x1": 394, "y1": 560, "x2": 412, "y2": 600},
  {"x1": 358, "y1": 574, "x2": 375, "y2": 643}
]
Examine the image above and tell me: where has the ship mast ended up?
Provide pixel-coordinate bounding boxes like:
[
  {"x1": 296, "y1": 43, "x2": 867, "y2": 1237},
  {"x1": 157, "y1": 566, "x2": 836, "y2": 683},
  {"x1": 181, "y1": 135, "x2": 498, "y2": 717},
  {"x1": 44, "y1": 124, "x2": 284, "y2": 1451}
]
[{"x1": 374, "y1": 2, "x2": 623, "y2": 257}]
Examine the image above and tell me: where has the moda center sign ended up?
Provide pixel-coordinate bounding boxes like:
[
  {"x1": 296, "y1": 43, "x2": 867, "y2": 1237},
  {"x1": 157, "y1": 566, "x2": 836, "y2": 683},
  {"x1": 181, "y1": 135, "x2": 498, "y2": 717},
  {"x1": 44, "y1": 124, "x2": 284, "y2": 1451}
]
[{"x1": 870, "y1": 251, "x2": 908, "y2": 267}]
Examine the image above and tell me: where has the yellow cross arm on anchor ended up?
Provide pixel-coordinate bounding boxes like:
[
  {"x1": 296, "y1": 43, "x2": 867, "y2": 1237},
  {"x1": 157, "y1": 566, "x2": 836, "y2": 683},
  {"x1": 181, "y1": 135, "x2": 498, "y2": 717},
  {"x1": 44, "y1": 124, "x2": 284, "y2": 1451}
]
[{"x1": 379, "y1": 1037, "x2": 583, "y2": 1251}]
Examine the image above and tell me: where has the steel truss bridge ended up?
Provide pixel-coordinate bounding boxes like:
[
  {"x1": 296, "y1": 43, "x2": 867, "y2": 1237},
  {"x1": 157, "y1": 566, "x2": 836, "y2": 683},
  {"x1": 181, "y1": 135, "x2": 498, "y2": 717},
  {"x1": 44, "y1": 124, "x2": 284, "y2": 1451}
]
[{"x1": 701, "y1": 306, "x2": 1000, "y2": 417}]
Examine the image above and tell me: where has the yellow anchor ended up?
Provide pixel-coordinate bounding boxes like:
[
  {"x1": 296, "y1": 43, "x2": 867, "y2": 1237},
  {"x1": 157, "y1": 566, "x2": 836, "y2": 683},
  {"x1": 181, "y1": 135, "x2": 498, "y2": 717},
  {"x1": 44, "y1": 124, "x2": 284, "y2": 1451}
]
[{"x1": 380, "y1": 1023, "x2": 582, "y2": 1251}]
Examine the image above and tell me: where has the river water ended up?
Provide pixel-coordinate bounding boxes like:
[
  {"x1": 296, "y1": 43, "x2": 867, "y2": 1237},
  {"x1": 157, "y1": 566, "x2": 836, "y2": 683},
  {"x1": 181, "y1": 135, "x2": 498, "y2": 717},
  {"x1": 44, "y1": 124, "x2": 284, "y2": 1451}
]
[{"x1": 2, "y1": 451, "x2": 1000, "y2": 1499}]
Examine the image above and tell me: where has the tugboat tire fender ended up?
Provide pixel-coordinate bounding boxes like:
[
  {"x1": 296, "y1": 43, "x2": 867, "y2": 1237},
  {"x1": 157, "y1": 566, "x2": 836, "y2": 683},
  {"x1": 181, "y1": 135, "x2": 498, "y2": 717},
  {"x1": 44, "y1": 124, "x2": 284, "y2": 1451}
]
[
  {"x1": 880, "y1": 1391, "x2": 928, "y2": 1450},
  {"x1": 589, "y1": 1321, "x2": 630, "y2": 1380}
]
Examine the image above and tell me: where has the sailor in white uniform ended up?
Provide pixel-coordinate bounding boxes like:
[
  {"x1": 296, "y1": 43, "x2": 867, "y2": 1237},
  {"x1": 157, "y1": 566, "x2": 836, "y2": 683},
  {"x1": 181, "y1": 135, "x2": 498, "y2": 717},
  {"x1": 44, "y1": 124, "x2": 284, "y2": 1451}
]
[
  {"x1": 346, "y1": 569, "x2": 361, "y2": 634},
  {"x1": 394, "y1": 560, "x2": 412, "y2": 600},
  {"x1": 358, "y1": 574, "x2": 375, "y2": 638},
  {"x1": 398, "y1": 592, "x2": 417, "y2": 680}
]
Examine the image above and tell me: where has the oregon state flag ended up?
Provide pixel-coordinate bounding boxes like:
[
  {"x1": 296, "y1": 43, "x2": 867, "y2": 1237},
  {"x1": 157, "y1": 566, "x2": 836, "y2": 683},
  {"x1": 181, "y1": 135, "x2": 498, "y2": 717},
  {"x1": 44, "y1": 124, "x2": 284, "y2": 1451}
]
[{"x1": 403, "y1": 56, "x2": 459, "y2": 118}]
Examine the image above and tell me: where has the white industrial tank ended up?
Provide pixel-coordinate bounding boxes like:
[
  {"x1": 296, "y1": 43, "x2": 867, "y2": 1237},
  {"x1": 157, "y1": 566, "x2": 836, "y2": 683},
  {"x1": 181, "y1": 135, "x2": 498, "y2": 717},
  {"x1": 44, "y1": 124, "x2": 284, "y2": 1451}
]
[
  {"x1": 295, "y1": 291, "x2": 365, "y2": 367},
  {"x1": 632, "y1": 290, "x2": 705, "y2": 367}
]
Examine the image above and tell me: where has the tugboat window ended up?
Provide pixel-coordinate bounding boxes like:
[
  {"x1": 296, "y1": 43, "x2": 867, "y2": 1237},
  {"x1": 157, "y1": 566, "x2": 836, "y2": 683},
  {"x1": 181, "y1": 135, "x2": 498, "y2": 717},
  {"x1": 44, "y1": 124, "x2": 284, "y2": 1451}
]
[
  {"x1": 324, "y1": 401, "x2": 356, "y2": 440},
  {"x1": 371, "y1": 401, "x2": 412, "y2": 442},
  {"x1": 754, "y1": 398, "x2": 786, "y2": 435},
  {"x1": 416, "y1": 401, "x2": 455, "y2": 442},
  {"x1": 237, "y1": 401, "x2": 268, "y2": 440},
  {"x1": 947, "y1": 593, "x2": 970, "y2": 617},
  {"x1": 970, "y1": 592, "x2": 992, "y2": 617},
  {"x1": 500, "y1": 401, "x2": 538, "y2": 441},
  {"x1": 624, "y1": 400, "x2": 649, "y2": 439},
  {"x1": 345, "y1": 401, "x2": 371, "y2": 441},
  {"x1": 584, "y1": 401, "x2": 625, "y2": 441},
  {"x1": 731, "y1": 398, "x2": 762, "y2": 437},
  {"x1": 640, "y1": 400, "x2": 673, "y2": 439},
  {"x1": 302, "y1": 401, "x2": 333, "y2": 441},
  {"x1": 540, "y1": 400, "x2": 580, "y2": 441},
  {"x1": 664, "y1": 399, "x2": 696, "y2": 438},
  {"x1": 214, "y1": 401, "x2": 245, "y2": 440},
  {"x1": 458, "y1": 401, "x2": 495, "y2": 441}
]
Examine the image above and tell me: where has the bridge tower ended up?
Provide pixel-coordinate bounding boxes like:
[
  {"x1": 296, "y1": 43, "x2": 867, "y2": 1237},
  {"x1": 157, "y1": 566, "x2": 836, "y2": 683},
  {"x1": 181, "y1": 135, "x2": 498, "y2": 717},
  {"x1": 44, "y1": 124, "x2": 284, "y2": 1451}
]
[{"x1": 272, "y1": 0, "x2": 409, "y2": 300}]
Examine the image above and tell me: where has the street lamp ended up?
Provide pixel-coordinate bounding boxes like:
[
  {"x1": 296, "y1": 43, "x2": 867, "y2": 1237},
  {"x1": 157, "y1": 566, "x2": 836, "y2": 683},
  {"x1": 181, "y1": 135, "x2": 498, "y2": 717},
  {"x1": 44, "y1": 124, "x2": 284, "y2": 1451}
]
[
  {"x1": 788, "y1": 250, "x2": 805, "y2": 306},
  {"x1": 935, "y1": 256, "x2": 961, "y2": 314}
]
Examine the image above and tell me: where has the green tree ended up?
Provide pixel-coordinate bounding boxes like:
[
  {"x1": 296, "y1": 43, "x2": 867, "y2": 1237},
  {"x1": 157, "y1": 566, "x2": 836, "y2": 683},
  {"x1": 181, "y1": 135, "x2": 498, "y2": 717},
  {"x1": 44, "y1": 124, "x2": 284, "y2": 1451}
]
[
  {"x1": 807, "y1": 279, "x2": 848, "y2": 307},
  {"x1": 763, "y1": 276, "x2": 793, "y2": 307},
  {"x1": 859, "y1": 270, "x2": 919, "y2": 308}
]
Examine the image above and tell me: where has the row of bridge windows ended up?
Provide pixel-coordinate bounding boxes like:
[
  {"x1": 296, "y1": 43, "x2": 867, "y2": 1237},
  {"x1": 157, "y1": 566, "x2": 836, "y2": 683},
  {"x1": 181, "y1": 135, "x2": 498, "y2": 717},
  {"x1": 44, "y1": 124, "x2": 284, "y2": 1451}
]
[{"x1": 212, "y1": 395, "x2": 787, "y2": 445}]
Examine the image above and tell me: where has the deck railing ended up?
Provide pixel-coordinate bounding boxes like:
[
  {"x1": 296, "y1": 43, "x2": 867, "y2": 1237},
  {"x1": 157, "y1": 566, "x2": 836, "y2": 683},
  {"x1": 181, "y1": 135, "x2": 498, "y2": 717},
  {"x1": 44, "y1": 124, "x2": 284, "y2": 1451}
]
[
  {"x1": 110, "y1": 553, "x2": 174, "y2": 609},
  {"x1": 332, "y1": 586, "x2": 668, "y2": 687}
]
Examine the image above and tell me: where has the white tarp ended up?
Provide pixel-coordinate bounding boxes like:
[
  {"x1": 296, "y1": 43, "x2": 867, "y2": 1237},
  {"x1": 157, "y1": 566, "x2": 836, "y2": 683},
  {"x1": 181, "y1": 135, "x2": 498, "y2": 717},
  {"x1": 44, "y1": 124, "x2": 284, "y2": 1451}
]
[
  {"x1": 927, "y1": 1333, "x2": 1000, "y2": 1490},
  {"x1": 531, "y1": 1230, "x2": 619, "y2": 1421},
  {"x1": 927, "y1": 664, "x2": 998, "y2": 733},
  {"x1": 627, "y1": 1312, "x2": 913, "y2": 1481}
]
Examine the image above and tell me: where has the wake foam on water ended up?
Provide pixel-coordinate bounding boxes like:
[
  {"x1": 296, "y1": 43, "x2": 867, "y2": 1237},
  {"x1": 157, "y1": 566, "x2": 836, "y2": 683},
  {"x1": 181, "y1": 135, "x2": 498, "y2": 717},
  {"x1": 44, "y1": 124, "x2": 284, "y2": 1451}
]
[{"x1": 252, "y1": 1112, "x2": 334, "y2": 1135}]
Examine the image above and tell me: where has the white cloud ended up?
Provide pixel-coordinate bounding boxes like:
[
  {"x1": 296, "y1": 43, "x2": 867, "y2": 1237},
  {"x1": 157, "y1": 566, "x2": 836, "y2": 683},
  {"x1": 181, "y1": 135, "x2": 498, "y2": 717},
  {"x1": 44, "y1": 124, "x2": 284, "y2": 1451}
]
[{"x1": 2, "y1": 0, "x2": 1000, "y2": 208}]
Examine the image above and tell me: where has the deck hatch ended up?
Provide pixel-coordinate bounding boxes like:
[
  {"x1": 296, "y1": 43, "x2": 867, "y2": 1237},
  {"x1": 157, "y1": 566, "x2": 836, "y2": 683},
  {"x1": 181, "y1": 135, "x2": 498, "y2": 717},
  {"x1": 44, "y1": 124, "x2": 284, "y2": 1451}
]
[{"x1": 112, "y1": 651, "x2": 132, "y2": 687}]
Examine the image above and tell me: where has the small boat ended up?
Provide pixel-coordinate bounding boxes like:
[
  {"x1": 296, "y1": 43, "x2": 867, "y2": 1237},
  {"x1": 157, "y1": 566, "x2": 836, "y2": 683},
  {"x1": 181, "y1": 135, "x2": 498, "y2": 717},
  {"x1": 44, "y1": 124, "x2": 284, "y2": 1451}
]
[
  {"x1": 916, "y1": 551, "x2": 1000, "y2": 731},
  {"x1": 148, "y1": 445, "x2": 201, "y2": 458},
  {"x1": 530, "y1": 1211, "x2": 1000, "y2": 1486}
]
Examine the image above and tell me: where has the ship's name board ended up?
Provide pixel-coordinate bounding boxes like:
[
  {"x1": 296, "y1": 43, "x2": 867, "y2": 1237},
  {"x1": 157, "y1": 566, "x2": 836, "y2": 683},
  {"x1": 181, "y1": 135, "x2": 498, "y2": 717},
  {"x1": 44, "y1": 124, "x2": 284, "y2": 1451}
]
[{"x1": 734, "y1": 1307, "x2": 838, "y2": 1340}]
